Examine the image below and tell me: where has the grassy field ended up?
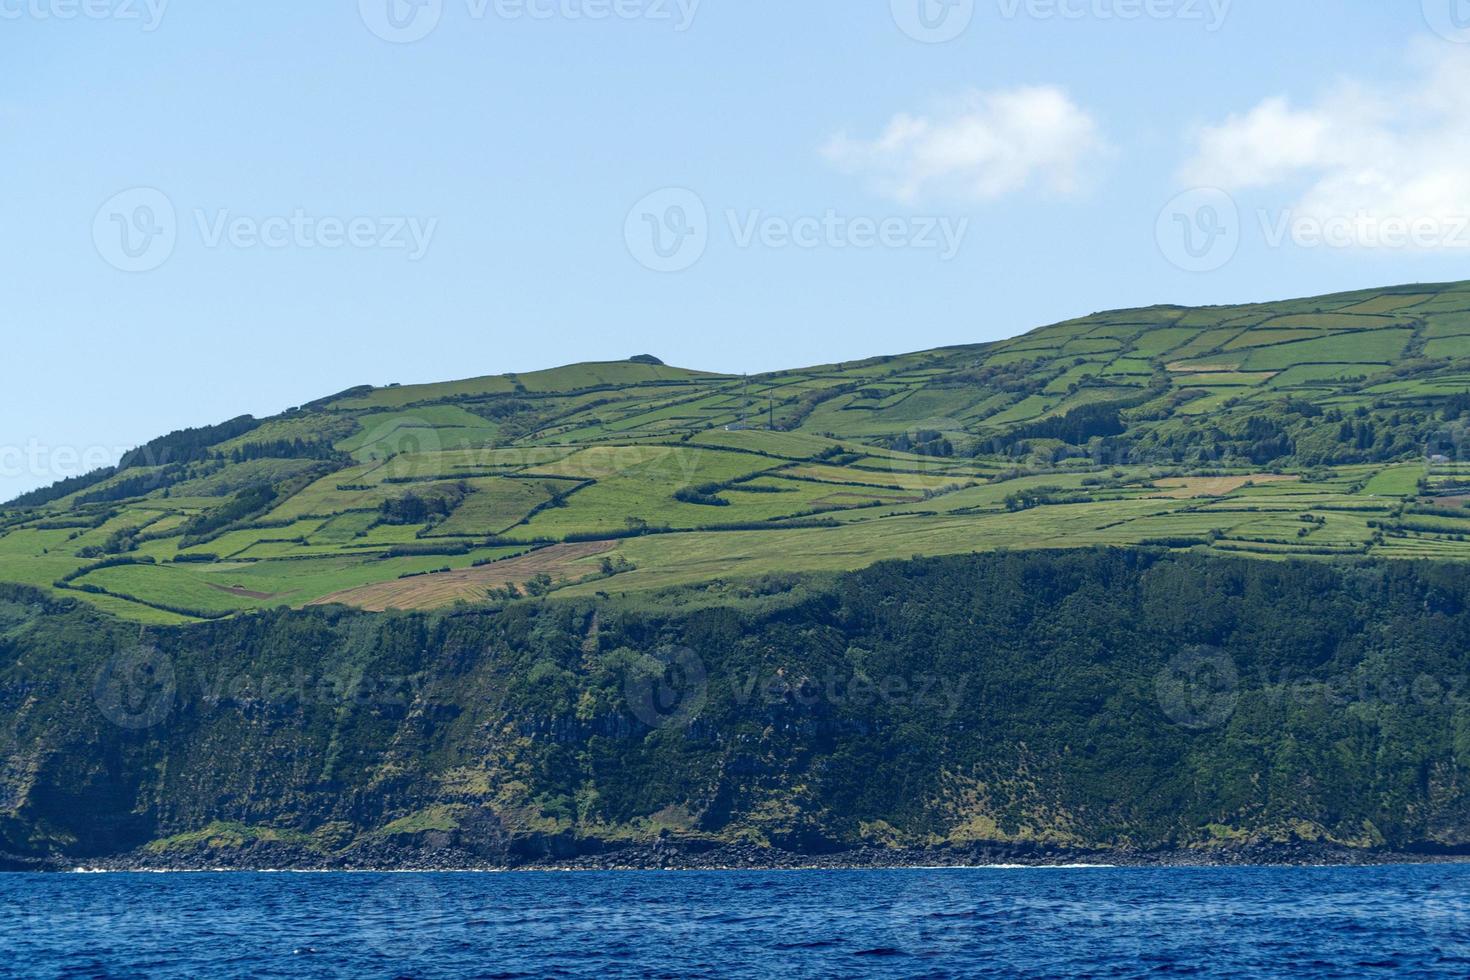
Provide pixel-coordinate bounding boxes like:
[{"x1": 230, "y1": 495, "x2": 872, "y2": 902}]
[{"x1": 10, "y1": 281, "x2": 1470, "y2": 620}]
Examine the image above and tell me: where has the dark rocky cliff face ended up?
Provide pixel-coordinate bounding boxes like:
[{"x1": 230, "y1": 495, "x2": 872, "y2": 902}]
[{"x1": 2, "y1": 550, "x2": 1470, "y2": 869}]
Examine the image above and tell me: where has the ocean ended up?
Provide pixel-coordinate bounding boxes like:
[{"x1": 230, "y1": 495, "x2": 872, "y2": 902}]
[{"x1": 1, "y1": 866, "x2": 1467, "y2": 977}]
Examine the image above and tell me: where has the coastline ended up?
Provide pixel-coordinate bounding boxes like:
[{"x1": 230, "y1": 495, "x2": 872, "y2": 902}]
[{"x1": 11, "y1": 840, "x2": 1470, "y2": 874}]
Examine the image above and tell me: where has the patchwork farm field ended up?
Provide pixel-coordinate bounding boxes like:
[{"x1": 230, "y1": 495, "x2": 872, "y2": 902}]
[{"x1": 11, "y1": 280, "x2": 1470, "y2": 621}]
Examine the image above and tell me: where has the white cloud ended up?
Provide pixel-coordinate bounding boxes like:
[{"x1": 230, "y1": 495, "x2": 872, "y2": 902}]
[
  {"x1": 823, "y1": 86, "x2": 1107, "y2": 204},
  {"x1": 1181, "y1": 97, "x2": 1336, "y2": 189},
  {"x1": 1180, "y1": 45, "x2": 1470, "y2": 249}
]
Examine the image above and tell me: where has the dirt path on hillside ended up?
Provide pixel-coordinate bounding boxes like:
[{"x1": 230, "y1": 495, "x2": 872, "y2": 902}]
[
  {"x1": 206, "y1": 583, "x2": 283, "y2": 601},
  {"x1": 306, "y1": 540, "x2": 618, "y2": 611}
]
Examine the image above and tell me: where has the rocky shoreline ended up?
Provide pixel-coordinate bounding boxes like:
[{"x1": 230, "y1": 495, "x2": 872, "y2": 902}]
[{"x1": 10, "y1": 838, "x2": 1470, "y2": 873}]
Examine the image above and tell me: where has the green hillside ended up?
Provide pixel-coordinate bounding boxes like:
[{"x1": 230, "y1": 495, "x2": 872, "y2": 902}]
[{"x1": 11, "y1": 280, "x2": 1470, "y2": 623}]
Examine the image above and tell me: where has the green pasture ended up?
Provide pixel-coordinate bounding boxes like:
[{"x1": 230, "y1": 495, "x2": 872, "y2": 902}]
[{"x1": 17, "y1": 280, "x2": 1470, "y2": 621}]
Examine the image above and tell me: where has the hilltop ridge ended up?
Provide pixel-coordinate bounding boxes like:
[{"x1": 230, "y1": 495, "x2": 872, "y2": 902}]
[{"x1": 8, "y1": 279, "x2": 1470, "y2": 622}]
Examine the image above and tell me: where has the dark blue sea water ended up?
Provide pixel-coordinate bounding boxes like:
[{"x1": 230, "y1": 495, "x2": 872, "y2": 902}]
[{"x1": 1, "y1": 866, "x2": 1467, "y2": 978}]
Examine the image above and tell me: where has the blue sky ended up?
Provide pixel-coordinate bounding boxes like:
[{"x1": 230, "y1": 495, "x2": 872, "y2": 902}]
[{"x1": 4, "y1": 1, "x2": 1470, "y2": 499}]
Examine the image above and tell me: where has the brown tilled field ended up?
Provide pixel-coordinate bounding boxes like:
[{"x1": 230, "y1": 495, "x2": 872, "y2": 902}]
[
  {"x1": 1150, "y1": 474, "x2": 1299, "y2": 498},
  {"x1": 307, "y1": 541, "x2": 618, "y2": 611}
]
